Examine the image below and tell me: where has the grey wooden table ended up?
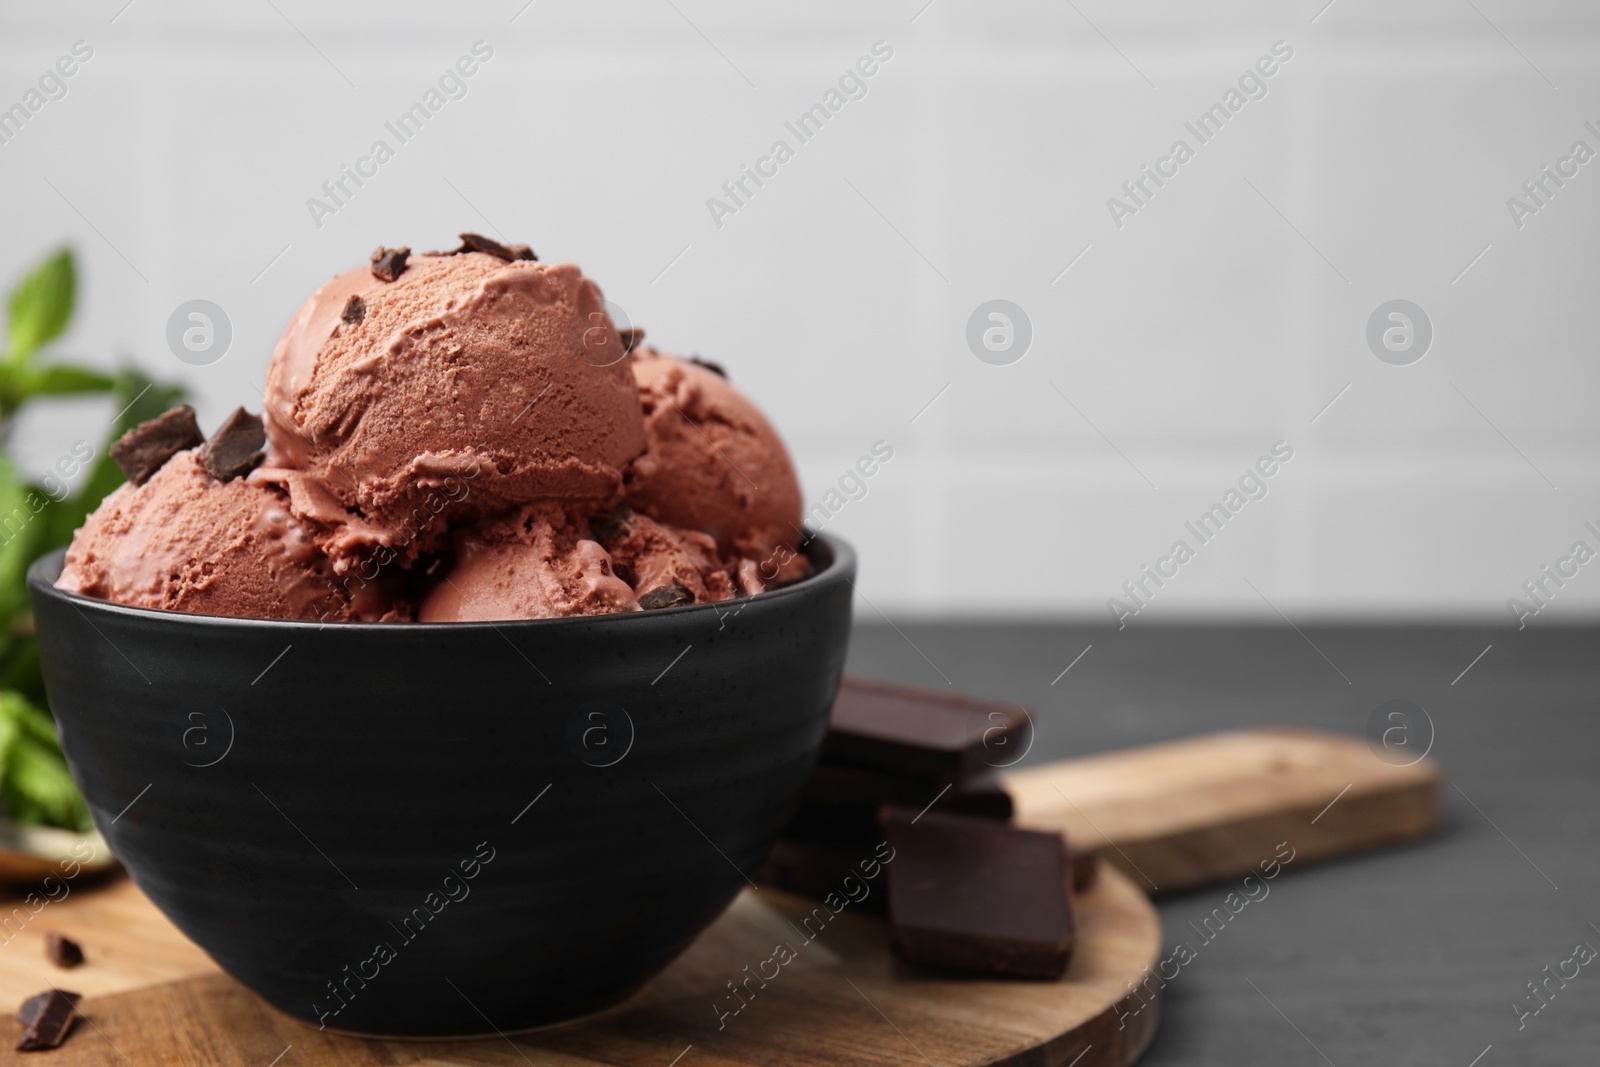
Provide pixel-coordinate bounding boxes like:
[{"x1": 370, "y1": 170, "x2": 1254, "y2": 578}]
[{"x1": 847, "y1": 621, "x2": 1597, "y2": 1067}]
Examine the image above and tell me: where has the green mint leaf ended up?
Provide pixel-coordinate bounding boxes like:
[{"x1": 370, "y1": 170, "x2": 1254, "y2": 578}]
[
  {"x1": 0, "y1": 690, "x2": 89, "y2": 832},
  {"x1": 15, "y1": 363, "x2": 116, "y2": 399},
  {"x1": 0, "y1": 455, "x2": 47, "y2": 661},
  {"x1": 6, "y1": 249, "x2": 75, "y2": 364}
]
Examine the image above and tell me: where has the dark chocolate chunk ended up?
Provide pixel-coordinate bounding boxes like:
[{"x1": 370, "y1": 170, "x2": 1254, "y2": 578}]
[
  {"x1": 618, "y1": 327, "x2": 645, "y2": 354},
  {"x1": 1069, "y1": 842, "x2": 1099, "y2": 893},
  {"x1": 786, "y1": 767, "x2": 1012, "y2": 844},
  {"x1": 370, "y1": 245, "x2": 411, "y2": 282},
  {"x1": 457, "y1": 233, "x2": 537, "y2": 262},
  {"x1": 43, "y1": 933, "x2": 82, "y2": 969},
  {"x1": 638, "y1": 582, "x2": 693, "y2": 610},
  {"x1": 199, "y1": 407, "x2": 266, "y2": 482},
  {"x1": 15, "y1": 993, "x2": 49, "y2": 1027},
  {"x1": 341, "y1": 294, "x2": 365, "y2": 324},
  {"x1": 689, "y1": 355, "x2": 727, "y2": 379},
  {"x1": 589, "y1": 505, "x2": 633, "y2": 543},
  {"x1": 110, "y1": 405, "x2": 203, "y2": 486},
  {"x1": 14, "y1": 989, "x2": 80, "y2": 1051},
  {"x1": 949, "y1": 772, "x2": 1015, "y2": 820},
  {"x1": 823, "y1": 676, "x2": 1032, "y2": 782},
  {"x1": 752, "y1": 838, "x2": 888, "y2": 915},
  {"x1": 883, "y1": 808, "x2": 1075, "y2": 979}
]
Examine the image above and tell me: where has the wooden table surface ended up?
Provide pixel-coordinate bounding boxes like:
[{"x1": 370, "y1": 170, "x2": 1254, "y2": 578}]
[{"x1": 846, "y1": 621, "x2": 1600, "y2": 1066}]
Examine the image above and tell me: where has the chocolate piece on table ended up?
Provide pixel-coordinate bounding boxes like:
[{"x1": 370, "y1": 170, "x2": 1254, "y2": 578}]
[
  {"x1": 110, "y1": 405, "x2": 204, "y2": 486},
  {"x1": 753, "y1": 838, "x2": 887, "y2": 915},
  {"x1": 341, "y1": 294, "x2": 365, "y2": 324},
  {"x1": 618, "y1": 327, "x2": 645, "y2": 354},
  {"x1": 15, "y1": 993, "x2": 49, "y2": 1027},
  {"x1": 200, "y1": 407, "x2": 266, "y2": 482},
  {"x1": 456, "y1": 233, "x2": 537, "y2": 263},
  {"x1": 14, "y1": 989, "x2": 80, "y2": 1051},
  {"x1": 787, "y1": 767, "x2": 1013, "y2": 844},
  {"x1": 883, "y1": 807, "x2": 1076, "y2": 979},
  {"x1": 369, "y1": 246, "x2": 410, "y2": 282},
  {"x1": 948, "y1": 771, "x2": 1015, "y2": 820},
  {"x1": 1068, "y1": 843, "x2": 1099, "y2": 893},
  {"x1": 43, "y1": 932, "x2": 83, "y2": 969},
  {"x1": 824, "y1": 675, "x2": 1031, "y2": 782},
  {"x1": 638, "y1": 583, "x2": 693, "y2": 610}
]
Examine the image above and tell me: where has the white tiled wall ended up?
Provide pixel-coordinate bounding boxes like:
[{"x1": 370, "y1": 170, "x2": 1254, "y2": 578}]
[{"x1": 3, "y1": 0, "x2": 1597, "y2": 621}]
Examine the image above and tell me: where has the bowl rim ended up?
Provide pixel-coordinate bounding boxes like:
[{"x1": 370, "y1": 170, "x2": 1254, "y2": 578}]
[{"x1": 27, "y1": 534, "x2": 854, "y2": 634}]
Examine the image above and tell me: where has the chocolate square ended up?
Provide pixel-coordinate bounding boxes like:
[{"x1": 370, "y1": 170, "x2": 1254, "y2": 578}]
[
  {"x1": 786, "y1": 766, "x2": 1013, "y2": 844},
  {"x1": 1069, "y1": 843, "x2": 1099, "y2": 893},
  {"x1": 824, "y1": 676, "x2": 1031, "y2": 782},
  {"x1": 883, "y1": 808, "x2": 1076, "y2": 979}
]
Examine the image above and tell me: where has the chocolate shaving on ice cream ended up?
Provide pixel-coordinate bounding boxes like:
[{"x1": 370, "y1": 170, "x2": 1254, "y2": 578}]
[
  {"x1": 688, "y1": 355, "x2": 727, "y2": 379},
  {"x1": 110, "y1": 405, "x2": 203, "y2": 486},
  {"x1": 369, "y1": 246, "x2": 411, "y2": 282},
  {"x1": 618, "y1": 328, "x2": 645, "y2": 354},
  {"x1": 454, "y1": 233, "x2": 537, "y2": 262},
  {"x1": 200, "y1": 408, "x2": 266, "y2": 482},
  {"x1": 340, "y1": 295, "x2": 365, "y2": 324},
  {"x1": 638, "y1": 582, "x2": 693, "y2": 610}
]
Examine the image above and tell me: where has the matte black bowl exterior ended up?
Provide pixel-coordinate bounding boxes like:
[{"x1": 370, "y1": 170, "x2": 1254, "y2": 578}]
[{"x1": 28, "y1": 537, "x2": 853, "y2": 1036}]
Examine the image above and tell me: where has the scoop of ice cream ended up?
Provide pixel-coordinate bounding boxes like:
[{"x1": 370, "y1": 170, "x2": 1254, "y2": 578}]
[
  {"x1": 594, "y1": 508, "x2": 748, "y2": 605},
  {"x1": 57, "y1": 451, "x2": 402, "y2": 622},
  {"x1": 625, "y1": 348, "x2": 804, "y2": 566},
  {"x1": 263, "y1": 252, "x2": 645, "y2": 561},
  {"x1": 417, "y1": 504, "x2": 639, "y2": 622}
]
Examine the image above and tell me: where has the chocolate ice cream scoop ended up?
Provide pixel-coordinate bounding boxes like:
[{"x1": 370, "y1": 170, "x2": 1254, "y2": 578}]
[
  {"x1": 58, "y1": 451, "x2": 403, "y2": 622},
  {"x1": 417, "y1": 503, "x2": 638, "y2": 622},
  {"x1": 57, "y1": 239, "x2": 810, "y2": 624},
  {"x1": 625, "y1": 347, "x2": 803, "y2": 564},
  {"x1": 262, "y1": 253, "x2": 645, "y2": 557}
]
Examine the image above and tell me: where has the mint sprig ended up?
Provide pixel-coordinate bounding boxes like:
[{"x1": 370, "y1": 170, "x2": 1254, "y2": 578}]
[{"x1": 0, "y1": 247, "x2": 185, "y2": 830}]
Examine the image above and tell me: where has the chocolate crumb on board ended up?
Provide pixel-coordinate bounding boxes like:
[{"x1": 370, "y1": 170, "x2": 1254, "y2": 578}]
[
  {"x1": 14, "y1": 989, "x2": 80, "y2": 1051},
  {"x1": 455, "y1": 233, "x2": 537, "y2": 263},
  {"x1": 200, "y1": 408, "x2": 266, "y2": 482},
  {"x1": 689, "y1": 355, "x2": 728, "y2": 379},
  {"x1": 110, "y1": 405, "x2": 204, "y2": 486},
  {"x1": 618, "y1": 327, "x2": 645, "y2": 354},
  {"x1": 369, "y1": 246, "x2": 411, "y2": 282},
  {"x1": 341, "y1": 295, "x2": 365, "y2": 324},
  {"x1": 638, "y1": 583, "x2": 693, "y2": 610},
  {"x1": 43, "y1": 933, "x2": 83, "y2": 969}
]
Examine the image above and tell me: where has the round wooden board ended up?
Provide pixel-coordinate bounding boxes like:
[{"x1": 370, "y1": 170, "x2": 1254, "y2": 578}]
[{"x1": 1, "y1": 867, "x2": 1162, "y2": 1067}]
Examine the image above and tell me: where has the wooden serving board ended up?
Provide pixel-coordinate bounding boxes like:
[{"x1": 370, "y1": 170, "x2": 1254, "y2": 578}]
[
  {"x1": 1006, "y1": 727, "x2": 1442, "y2": 894},
  {"x1": 0, "y1": 729, "x2": 1441, "y2": 1066}
]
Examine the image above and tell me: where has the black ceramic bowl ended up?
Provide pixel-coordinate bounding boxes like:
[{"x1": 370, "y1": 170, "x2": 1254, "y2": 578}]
[{"x1": 27, "y1": 537, "x2": 853, "y2": 1036}]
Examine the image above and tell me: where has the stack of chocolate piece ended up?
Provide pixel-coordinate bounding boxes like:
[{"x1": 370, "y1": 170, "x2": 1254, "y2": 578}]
[{"x1": 755, "y1": 676, "x2": 1097, "y2": 980}]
